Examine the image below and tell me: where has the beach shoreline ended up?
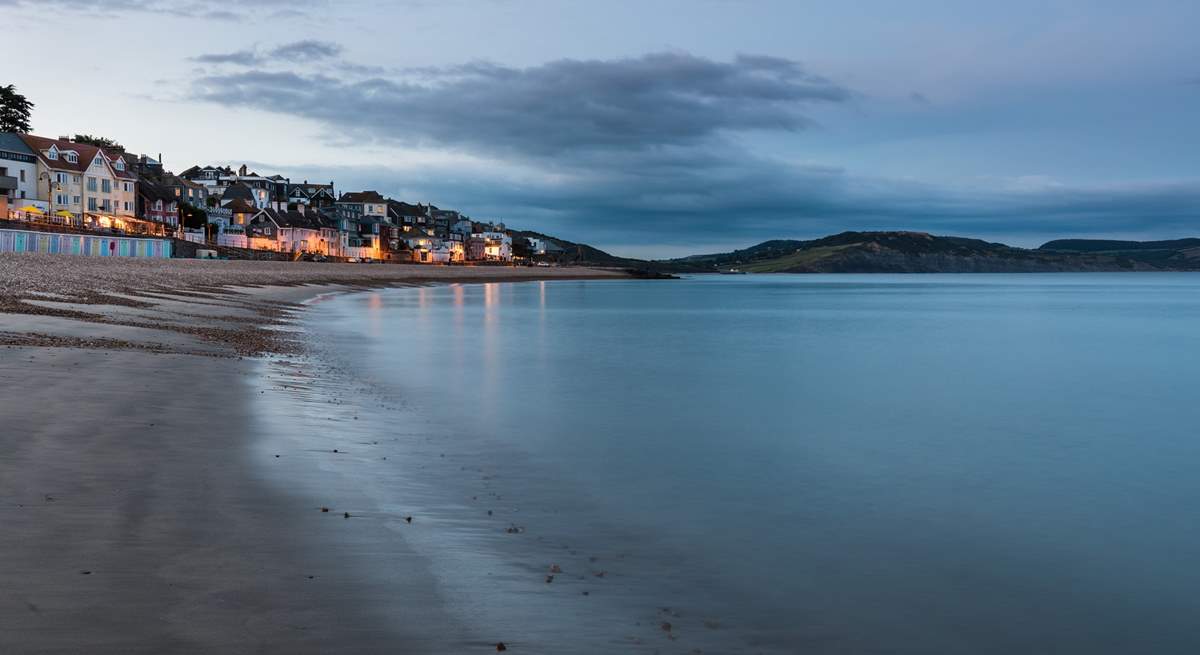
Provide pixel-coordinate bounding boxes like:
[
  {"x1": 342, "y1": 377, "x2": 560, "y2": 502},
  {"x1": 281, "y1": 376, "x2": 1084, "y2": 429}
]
[{"x1": 0, "y1": 256, "x2": 635, "y2": 653}]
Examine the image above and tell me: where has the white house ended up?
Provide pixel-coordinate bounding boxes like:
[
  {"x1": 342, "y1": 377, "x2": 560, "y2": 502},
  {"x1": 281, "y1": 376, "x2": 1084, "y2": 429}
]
[{"x1": 0, "y1": 133, "x2": 40, "y2": 213}]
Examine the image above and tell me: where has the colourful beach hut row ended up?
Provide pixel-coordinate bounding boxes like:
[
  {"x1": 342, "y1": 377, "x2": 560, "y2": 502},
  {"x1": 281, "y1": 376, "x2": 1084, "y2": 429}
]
[{"x1": 0, "y1": 228, "x2": 172, "y2": 258}]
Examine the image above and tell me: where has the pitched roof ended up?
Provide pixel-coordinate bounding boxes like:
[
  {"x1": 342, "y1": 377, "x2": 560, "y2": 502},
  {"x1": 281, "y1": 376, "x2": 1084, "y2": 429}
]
[
  {"x1": 161, "y1": 173, "x2": 206, "y2": 191},
  {"x1": 0, "y1": 133, "x2": 34, "y2": 156},
  {"x1": 255, "y1": 208, "x2": 323, "y2": 230},
  {"x1": 20, "y1": 134, "x2": 101, "y2": 173},
  {"x1": 387, "y1": 200, "x2": 426, "y2": 217},
  {"x1": 339, "y1": 190, "x2": 386, "y2": 203},
  {"x1": 139, "y1": 178, "x2": 176, "y2": 203},
  {"x1": 225, "y1": 198, "x2": 258, "y2": 213},
  {"x1": 222, "y1": 183, "x2": 255, "y2": 203},
  {"x1": 18, "y1": 134, "x2": 134, "y2": 179}
]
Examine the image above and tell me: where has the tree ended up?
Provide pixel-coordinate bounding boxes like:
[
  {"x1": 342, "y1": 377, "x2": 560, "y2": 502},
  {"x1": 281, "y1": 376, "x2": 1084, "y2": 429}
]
[
  {"x1": 0, "y1": 84, "x2": 34, "y2": 133},
  {"x1": 181, "y1": 203, "x2": 208, "y2": 230},
  {"x1": 72, "y1": 134, "x2": 125, "y2": 152}
]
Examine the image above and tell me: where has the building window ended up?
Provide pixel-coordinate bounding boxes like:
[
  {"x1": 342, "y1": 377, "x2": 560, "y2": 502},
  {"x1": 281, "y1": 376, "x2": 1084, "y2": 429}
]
[
  {"x1": 87, "y1": 197, "x2": 97, "y2": 211},
  {"x1": 72, "y1": 196, "x2": 80, "y2": 205},
  {"x1": 56, "y1": 172, "x2": 67, "y2": 184},
  {"x1": 19, "y1": 169, "x2": 25, "y2": 182},
  {"x1": 87, "y1": 177, "x2": 97, "y2": 192},
  {"x1": 72, "y1": 175, "x2": 80, "y2": 183},
  {"x1": 47, "y1": 147, "x2": 58, "y2": 160},
  {"x1": 65, "y1": 153, "x2": 77, "y2": 163},
  {"x1": 102, "y1": 179, "x2": 111, "y2": 194},
  {"x1": 93, "y1": 156, "x2": 103, "y2": 167}
]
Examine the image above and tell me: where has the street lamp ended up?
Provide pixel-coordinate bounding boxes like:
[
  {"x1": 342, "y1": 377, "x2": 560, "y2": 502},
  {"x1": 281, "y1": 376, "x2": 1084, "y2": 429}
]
[{"x1": 38, "y1": 172, "x2": 62, "y2": 224}]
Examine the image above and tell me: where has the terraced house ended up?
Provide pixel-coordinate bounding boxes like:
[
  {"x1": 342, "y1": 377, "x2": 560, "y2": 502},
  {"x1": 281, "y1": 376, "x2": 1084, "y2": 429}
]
[{"x1": 19, "y1": 135, "x2": 139, "y2": 231}]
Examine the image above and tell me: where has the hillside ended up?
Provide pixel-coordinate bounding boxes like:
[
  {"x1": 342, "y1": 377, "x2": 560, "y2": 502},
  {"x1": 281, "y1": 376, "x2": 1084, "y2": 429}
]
[
  {"x1": 658, "y1": 231, "x2": 1200, "y2": 273},
  {"x1": 510, "y1": 230, "x2": 646, "y2": 268},
  {"x1": 1038, "y1": 238, "x2": 1200, "y2": 269}
]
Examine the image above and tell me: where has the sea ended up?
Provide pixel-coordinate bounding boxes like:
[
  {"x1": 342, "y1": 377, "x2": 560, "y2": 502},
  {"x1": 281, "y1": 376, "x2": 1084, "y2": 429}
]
[{"x1": 255, "y1": 274, "x2": 1200, "y2": 654}]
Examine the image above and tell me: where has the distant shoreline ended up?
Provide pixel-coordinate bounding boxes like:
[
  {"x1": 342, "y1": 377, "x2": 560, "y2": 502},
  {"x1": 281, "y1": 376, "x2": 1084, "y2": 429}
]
[{"x1": 0, "y1": 254, "x2": 631, "y2": 355}]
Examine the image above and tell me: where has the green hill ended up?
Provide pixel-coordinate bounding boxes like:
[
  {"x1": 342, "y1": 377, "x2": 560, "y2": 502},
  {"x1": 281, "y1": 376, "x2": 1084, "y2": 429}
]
[{"x1": 657, "y1": 231, "x2": 1200, "y2": 273}]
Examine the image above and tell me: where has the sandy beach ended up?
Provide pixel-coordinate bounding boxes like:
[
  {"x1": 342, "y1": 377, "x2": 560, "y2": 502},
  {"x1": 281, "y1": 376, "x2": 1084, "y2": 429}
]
[{"x1": 0, "y1": 255, "x2": 630, "y2": 654}]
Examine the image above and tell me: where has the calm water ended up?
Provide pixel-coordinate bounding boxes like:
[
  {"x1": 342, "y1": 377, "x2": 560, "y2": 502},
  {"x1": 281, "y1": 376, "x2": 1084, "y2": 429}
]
[{"x1": 283, "y1": 274, "x2": 1200, "y2": 653}]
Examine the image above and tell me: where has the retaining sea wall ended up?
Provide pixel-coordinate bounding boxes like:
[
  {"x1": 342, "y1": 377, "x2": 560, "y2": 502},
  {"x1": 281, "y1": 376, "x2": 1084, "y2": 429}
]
[{"x1": 0, "y1": 228, "x2": 172, "y2": 258}]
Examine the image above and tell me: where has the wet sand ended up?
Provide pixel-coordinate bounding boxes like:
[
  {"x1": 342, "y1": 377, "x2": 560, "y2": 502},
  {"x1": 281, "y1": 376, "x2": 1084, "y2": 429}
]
[
  {"x1": 0, "y1": 348, "x2": 460, "y2": 654},
  {"x1": 0, "y1": 255, "x2": 630, "y2": 653}
]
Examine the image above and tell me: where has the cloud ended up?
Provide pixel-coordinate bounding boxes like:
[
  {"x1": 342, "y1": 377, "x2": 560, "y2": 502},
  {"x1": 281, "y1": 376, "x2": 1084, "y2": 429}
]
[
  {"x1": 191, "y1": 40, "x2": 343, "y2": 67},
  {"x1": 240, "y1": 148, "x2": 1200, "y2": 258},
  {"x1": 269, "y1": 40, "x2": 342, "y2": 60},
  {"x1": 0, "y1": 0, "x2": 323, "y2": 20},
  {"x1": 192, "y1": 49, "x2": 262, "y2": 65},
  {"x1": 186, "y1": 50, "x2": 1199, "y2": 257},
  {"x1": 191, "y1": 52, "x2": 851, "y2": 156}
]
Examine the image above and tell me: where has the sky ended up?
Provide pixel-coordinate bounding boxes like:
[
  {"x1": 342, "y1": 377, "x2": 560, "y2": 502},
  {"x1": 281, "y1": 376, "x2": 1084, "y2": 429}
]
[{"x1": 3, "y1": 0, "x2": 1198, "y2": 258}]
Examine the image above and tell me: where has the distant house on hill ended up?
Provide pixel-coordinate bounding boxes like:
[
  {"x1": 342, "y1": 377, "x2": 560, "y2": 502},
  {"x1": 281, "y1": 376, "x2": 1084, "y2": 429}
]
[
  {"x1": 336, "y1": 190, "x2": 387, "y2": 223},
  {"x1": 288, "y1": 180, "x2": 336, "y2": 208},
  {"x1": 160, "y1": 173, "x2": 209, "y2": 210},
  {"x1": 181, "y1": 163, "x2": 274, "y2": 209},
  {"x1": 387, "y1": 199, "x2": 429, "y2": 227}
]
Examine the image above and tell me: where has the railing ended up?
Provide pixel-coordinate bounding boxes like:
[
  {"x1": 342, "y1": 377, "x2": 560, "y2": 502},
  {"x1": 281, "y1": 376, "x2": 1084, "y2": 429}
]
[
  {"x1": 5, "y1": 209, "x2": 175, "y2": 239},
  {"x1": 7, "y1": 209, "x2": 85, "y2": 230}
]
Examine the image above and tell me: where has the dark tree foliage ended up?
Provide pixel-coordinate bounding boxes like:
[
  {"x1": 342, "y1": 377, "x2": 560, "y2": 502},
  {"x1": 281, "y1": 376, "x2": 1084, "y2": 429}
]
[
  {"x1": 180, "y1": 203, "x2": 208, "y2": 229},
  {"x1": 72, "y1": 134, "x2": 125, "y2": 152},
  {"x1": 0, "y1": 84, "x2": 34, "y2": 133}
]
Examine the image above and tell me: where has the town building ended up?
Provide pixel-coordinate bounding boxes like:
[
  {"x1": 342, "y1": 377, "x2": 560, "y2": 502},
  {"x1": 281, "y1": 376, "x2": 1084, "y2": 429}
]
[
  {"x1": 336, "y1": 190, "x2": 388, "y2": 224},
  {"x1": 19, "y1": 135, "x2": 143, "y2": 231},
  {"x1": 180, "y1": 164, "x2": 274, "y2": 209},
  {"x1": 288, "y1": 180, "x2": 337, "y2": 208},
  {"x1": 387, "y1": 199, "x2": 429, "y2": 228},
  {"x1": 0, "y1": 133, "x2": 39, "y2": 215},
  {"x1": 468, "y1": 229, "x2": 513, "y2": 261},
  {"x1": 160, "y1": 173, "x2": 209, "y2": 211},
  {"x1": 247, "y1": 206, "x2": 340, "y2": 255},
  {"x1": 136, "y1": 178, "x2": 179, "y2": 227}
]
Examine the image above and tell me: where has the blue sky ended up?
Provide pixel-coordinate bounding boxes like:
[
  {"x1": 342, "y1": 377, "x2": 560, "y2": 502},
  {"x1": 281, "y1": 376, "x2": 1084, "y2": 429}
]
[{"x1": 3, "y1": 0, "x2": 1198, "y2": 257}]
